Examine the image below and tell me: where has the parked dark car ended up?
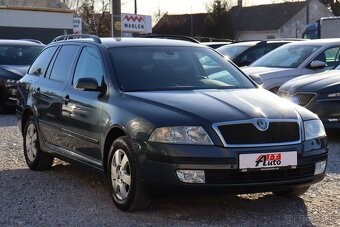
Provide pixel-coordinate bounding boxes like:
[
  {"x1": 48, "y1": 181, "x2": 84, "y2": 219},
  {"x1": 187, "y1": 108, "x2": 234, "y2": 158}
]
[
  {"x1": 17, "y1": 35, "x2": 327, "y2": 212},
  {"x1": 0, "y1": 40, "x2": 44, "y2": 113},
  {"x1": 279, "y1": 65, "x2": 340, "y2": 128},
  {"x1": 216, "y1": 40, "x2": 294, "y2": 67}
]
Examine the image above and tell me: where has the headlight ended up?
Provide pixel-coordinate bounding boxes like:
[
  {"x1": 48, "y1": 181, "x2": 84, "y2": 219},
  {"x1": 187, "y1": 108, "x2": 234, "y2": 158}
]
[
  {"x1": 4, "y1": 79, "x2": 17, "y2": 87},
  {"x1": 304, "y1": 120, "x2": 326, "y2": 141},
  {"x1": 148, "y1": 126, "x2": 213, "y2": 145}
]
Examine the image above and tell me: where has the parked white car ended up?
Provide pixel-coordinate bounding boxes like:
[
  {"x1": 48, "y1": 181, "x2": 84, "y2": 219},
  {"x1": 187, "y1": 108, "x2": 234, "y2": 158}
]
[{"x1": 242, "y1": 39, "x2": 340, "y2": 93}]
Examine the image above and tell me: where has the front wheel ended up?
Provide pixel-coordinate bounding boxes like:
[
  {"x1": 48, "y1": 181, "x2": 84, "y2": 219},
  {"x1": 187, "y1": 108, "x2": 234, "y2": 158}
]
[
  {"x1": 108, "y1": 136, "x2": 150, "y2": 211},
  {"x1": 273, "y1": 186, "x2": 310, "y2": 197},
  {"x1": 23, "y1": 116, "x2": 54, "y2": 170}
]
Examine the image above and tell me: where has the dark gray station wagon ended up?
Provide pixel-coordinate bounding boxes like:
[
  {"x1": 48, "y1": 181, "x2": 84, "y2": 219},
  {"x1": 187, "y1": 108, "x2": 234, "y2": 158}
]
[{"x1": 17, "y1": 35, "x2": 328, "y2": 211}]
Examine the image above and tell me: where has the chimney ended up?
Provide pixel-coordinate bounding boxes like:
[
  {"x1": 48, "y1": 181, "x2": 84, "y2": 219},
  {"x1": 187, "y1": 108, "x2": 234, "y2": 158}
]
[{"x1": 238, "y1": 0, "x2": 242, "y2": 7}]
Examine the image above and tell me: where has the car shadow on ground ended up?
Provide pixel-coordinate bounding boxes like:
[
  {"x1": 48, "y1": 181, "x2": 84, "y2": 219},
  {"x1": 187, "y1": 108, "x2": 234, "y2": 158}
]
[
  {"x1": 326, "y1": 129, "x2": 340, "y2": 141},
  {"x1": 324, "y1": 129, "x2": 340, "y2": 175},
  {"x1": 0, "y1": 114, "x2": 17, "y2": 127},
  {"x1": 0, "y1": 162, "x2": 314, "y2": 226}
]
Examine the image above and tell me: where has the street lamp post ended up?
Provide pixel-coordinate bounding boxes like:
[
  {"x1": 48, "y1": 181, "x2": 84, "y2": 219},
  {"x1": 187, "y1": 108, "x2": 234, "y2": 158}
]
[
  {"x1": 112, "y1": 0, "x2": 121, "y2": 37},
  {"x1": 134, "y1": 0, "x2": 137, "y2": 14}
]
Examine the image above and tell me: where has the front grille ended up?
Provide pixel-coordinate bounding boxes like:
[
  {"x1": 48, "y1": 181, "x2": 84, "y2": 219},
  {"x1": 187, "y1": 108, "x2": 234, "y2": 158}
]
[
  {"x1": 292, "y1": 93, "x2": 315, "y2": 106},
  {"x1": 217, "y1": 121, "x2": 300, "y2": 146},
  {"x1": 205, "y1": 164, "x2": 315, "y2": 184}
]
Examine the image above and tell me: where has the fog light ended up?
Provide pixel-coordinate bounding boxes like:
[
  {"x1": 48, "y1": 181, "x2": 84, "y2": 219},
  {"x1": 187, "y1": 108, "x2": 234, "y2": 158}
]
[
  {"x1": 314, "y1": 161, "x2": 327, "y2": 175},
  {"x1": 176, "y1": 170, "x2": 205, "y2": 183}
]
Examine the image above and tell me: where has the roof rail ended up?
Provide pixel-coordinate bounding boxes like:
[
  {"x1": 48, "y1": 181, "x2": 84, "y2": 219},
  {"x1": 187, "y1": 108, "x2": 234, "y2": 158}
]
[
  {"x1": 52, "y1": 34, "x2": 102, "y2": 44},
  {"x1": 140, "y1": 35, "x2": 200, "y2": 44},
  {"x1": 18, "y1": 39, "x2": 44, "y2": 44}
]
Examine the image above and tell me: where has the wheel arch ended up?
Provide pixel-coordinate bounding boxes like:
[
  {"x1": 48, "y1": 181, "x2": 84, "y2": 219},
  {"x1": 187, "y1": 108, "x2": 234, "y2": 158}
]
[
  {"x1": 103, "y1": 125, "x2": 129, "y2": 173},
  {"x1": 21, "y1": 107, "x2": 34, "y2": 136}
]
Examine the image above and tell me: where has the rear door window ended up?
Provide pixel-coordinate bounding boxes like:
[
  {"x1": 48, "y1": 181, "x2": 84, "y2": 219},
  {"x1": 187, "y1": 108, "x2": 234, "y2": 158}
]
[
  {"x1": 28, "y1": 46, "x2": 58, "y2": 76},
  {"x1": 49, "y1": 45, "x2": 80, "y2": 82}
]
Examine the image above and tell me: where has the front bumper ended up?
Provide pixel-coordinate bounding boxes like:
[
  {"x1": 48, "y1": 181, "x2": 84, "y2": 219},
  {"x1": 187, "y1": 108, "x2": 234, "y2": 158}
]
[{"x1": 134, "y1": 138, "x2": 327, "y2": 192}]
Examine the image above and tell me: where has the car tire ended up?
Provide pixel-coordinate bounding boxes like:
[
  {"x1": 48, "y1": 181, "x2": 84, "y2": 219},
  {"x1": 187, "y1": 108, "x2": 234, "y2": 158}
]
[
  {"x1": 273, "y1": 186, "x2": 310, "y2": 197},
  {"x1": 23, "y1": 116, "x2": 54, "y2": 170},
  {"x1": 108, "y1": 136, "x2": 150, "y2": 211}
]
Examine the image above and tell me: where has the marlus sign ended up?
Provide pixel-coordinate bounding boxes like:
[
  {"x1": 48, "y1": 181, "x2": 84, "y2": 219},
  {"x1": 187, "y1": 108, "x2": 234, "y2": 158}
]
[{"x1": 121, "y1": 13, "x2": 152, "y2": 34}]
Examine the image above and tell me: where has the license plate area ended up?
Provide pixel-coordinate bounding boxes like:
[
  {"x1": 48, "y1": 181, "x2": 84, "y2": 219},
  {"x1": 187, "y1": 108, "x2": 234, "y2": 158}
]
[{"x1": 239, "y1": 151, "x2": 297, "y2": 171}]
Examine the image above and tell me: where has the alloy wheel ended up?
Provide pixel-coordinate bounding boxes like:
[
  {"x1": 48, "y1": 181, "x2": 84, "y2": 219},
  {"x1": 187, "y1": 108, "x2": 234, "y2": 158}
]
[
  {"x1": 111, "y1": 149, "x2": 131, "y2": 200},
  {"x1": 25, "y1": 123, "x2": 38, "y2": 162}
]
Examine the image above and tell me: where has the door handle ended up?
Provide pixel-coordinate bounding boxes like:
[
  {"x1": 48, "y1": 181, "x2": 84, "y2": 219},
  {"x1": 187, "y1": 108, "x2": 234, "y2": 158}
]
[{"x1": 63, "y1": 95, "x2": 70, "y2": 105}]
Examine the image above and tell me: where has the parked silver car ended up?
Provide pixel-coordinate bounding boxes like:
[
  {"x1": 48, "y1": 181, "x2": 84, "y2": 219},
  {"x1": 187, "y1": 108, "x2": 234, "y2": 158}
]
[{"x1": 242, "y1": 39, "x2": 340, "y2": 93}]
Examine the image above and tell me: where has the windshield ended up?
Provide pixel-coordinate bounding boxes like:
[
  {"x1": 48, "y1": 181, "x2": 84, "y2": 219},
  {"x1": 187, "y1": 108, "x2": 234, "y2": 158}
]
[
  {"x1": 251, "y1": 45, "x2": 320, "y2": 68},
  {"x1": 109, "y1": 47, "x2": 255, "y2": 92},
  {"x1": 0, "y1": 45, "x2": 43, "y2": 65},
  {"x1": 216, "y1": 45, "x2": 251, "y2": 59}
]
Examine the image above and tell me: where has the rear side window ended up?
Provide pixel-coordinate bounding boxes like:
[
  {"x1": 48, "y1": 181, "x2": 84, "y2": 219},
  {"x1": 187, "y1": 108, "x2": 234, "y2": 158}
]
[
  {"x1": 49, "y1": 45, "x2": 80, "y2": 82},
  {"x1": 28, "y1": 46, "x2": 57, "y2": 76},
  {"x1": 73, "y1": 46, "x2": 104, "y2": 85},
  {"x1": 238, "y1": 46, "x2": 267, "y2": 63}
]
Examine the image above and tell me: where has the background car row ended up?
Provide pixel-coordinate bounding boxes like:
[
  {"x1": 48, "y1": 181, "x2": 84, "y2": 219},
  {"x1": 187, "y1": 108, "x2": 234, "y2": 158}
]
[
  {"x1": 0, "y1": 39, "x2": 44, "y2": 113},
  {"x1": 218, "y1": 38, "x2": 340, "y2": 129},
  {"x1": 2, "y1": 36, "x2": 340, "y2": 130}
]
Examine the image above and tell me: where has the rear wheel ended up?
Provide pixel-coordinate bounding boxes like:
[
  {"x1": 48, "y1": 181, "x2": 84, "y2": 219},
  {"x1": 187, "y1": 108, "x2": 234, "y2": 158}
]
[
  {"x1": 273, "y1": 186, "x2": 310, "y2": 197},
  {"x1": 23, "y1": 116, "x2": 54, "y2": 170},
  {"x1": 108, "y1": 136, "x2": 150, "y2": 211}
]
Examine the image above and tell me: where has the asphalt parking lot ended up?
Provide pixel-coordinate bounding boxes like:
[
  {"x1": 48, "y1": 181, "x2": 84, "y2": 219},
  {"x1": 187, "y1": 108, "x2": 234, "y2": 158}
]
[{"x1": 0, "y1": 114, "x2": 339, "y2": 226}]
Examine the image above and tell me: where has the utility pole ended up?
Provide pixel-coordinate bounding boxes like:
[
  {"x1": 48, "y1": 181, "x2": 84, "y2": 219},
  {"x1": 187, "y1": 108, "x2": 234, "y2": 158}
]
[
  {"x1": 306, "y1": 0, "x2": 310, "y2": 25},
  {"x1": 190, "y1": 6, "x2": 193, "y2": 37},
  {"x1": 134, "y1": 0, "x2": 137, "y2": 14},
  {"x1": 112, "y1": 0, "x2": 121, "y2": 37}
]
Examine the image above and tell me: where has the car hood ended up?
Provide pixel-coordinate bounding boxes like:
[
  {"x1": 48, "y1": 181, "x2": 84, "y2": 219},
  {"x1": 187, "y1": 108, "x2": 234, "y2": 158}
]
[
  {"x1": 280, "y1": 70, "x2": 340, "y2": 94},
  {"x1": 0, "y1": 65, "x2": 29, "y2": 80},
  {"x1": 242, "y1": 66, "x2": 298, "y2": 79},
  {"x1": 125, "y1": 89, "x2": 315, "y2": 125}
]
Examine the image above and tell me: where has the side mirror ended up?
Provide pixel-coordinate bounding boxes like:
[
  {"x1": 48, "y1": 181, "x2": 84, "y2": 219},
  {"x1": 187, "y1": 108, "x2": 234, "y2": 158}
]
[
  {"x1": 249, "y1": 74, "x2": 264, "y2": 86},
  {"x1": 309, "y1": 60, "x2": 327, "y2": 70},
  {"x1": 75, "y1": 77, "x2": 100, "y2": 91}
]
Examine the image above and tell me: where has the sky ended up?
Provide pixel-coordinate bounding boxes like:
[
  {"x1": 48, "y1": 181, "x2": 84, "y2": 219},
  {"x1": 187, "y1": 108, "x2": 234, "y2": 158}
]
[{"x1": 121, "y1": 0, "x2": 277, "y2": 17}]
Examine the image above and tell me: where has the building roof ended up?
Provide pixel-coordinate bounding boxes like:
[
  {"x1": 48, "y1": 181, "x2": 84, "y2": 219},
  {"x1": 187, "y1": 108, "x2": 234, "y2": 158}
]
[
  {"x1": 153, "y1": 13, "x2": 208, "y2": 36},
  {"x1": 230, "y1": 1, "x2": 306, "y2": 31},
  {"x1": 153, "y1": 1, "x2": 315, "y2": 36},
  {"x1": 0, "y1": 0, "x2": 68, "y2": 10}
]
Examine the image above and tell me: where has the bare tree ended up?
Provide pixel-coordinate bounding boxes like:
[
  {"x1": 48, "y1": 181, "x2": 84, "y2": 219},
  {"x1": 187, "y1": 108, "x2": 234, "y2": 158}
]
[
  {"x1": 78, "y1": 0, "x2": 111, "y2": 36},
  {"x1": 203, "y1": 0, "x2": 234, "y2": 39},
  {"x1": 205, "y1": 0, "x2": 234, "y2": 12},
  {"x1": 153, "y1": 7, "x2": 168, "y2": 25}
]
